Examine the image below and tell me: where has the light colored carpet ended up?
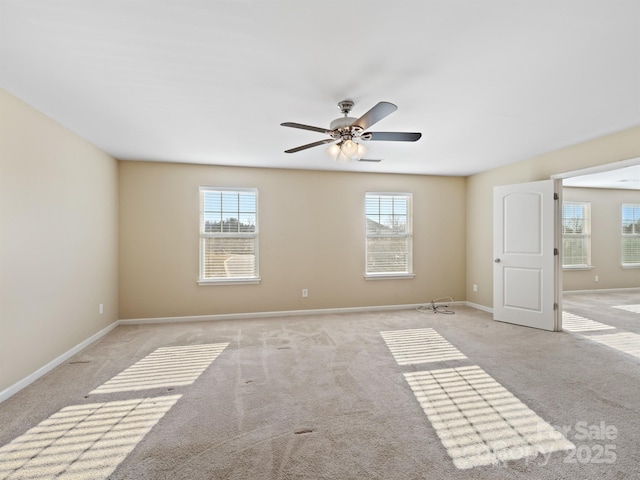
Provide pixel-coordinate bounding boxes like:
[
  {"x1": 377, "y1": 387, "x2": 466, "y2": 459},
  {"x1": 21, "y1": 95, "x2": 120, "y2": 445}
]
[{"x1": 1, "y1": 296, "x2": 639, "y2": 479}]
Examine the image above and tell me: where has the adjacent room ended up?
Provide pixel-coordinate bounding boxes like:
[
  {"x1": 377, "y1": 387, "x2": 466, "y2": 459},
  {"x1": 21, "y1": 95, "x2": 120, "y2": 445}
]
[{"x1": 1, "y1": 1, "x2": 639, "y2": 478}]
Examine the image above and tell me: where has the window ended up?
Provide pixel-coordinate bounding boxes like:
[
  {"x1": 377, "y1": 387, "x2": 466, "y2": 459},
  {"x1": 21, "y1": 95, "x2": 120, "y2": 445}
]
[
  {"x1": 365, "y1": 193, "x2": 413, "y2": 278},
  {"x1": 622, "y1": 204, "x2": 640, "y2": 267},
  {"x1": 199, "y1": 187, "x2": 259, "y2": 284},
  {"x1": 562, "y1": 202, "x2": 591, "y2": 267}
]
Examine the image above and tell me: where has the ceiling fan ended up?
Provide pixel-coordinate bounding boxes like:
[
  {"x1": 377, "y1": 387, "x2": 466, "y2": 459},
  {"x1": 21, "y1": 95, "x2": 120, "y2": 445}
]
[{"x1": 281, "y1": 100, "x2": 421, "y2": 162}]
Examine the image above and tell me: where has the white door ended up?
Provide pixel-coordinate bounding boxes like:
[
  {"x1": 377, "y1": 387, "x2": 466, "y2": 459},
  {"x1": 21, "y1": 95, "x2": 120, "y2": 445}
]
[{"x1": 493, "y1": 180, "x2": 560, "y2": 331}]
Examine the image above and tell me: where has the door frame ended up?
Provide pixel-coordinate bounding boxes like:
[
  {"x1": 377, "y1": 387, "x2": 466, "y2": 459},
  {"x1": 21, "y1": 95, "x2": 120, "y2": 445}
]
[{"x1": 551, "y1": 156, "x2": 640, "y2": 326}]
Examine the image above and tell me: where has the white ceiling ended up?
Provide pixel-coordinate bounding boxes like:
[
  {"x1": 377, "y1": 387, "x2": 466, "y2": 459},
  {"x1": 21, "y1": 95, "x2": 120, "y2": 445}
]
[
  {"x1": 1, "y1": 1, "x2": 639, "y2": 176},
  {"x1": 563, "y1": 164, "x2": 640, "y2": 190}
]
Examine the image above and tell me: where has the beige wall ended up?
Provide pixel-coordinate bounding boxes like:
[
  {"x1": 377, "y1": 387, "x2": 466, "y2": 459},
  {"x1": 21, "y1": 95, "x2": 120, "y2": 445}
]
[
  {"x1": 0, "y1": 89, "x2": 119, "y2": 392},
  {"x1": 466, "y1": 126, "x2": 640, "y2": 309},
  {"x1": 119, "y1": 161, "x2": 467, "y2": 319},
  {"x1": 562, "y1": 187, "x2": 640, "y2": 291}
]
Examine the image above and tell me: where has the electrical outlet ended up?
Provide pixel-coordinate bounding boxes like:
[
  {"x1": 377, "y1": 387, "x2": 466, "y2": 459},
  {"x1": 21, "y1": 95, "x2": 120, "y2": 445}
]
[
  {"x1": 473, "y1": 284, "x2": 478, "y2": 292},
  {"x1": 302, "y1": 289, "x2": 308, "y2": 298},
  {"x1": 99, "y1": 304, "x2": 104, "y2": 314},
  {"x1": 595, "y1": 275, "x2": 599, "y2": 282}
]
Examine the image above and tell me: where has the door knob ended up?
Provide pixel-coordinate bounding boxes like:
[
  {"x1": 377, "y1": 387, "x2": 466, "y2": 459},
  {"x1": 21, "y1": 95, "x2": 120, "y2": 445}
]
[{"x1": 494, "y1": 258, "x2": 501, "y2": 263}]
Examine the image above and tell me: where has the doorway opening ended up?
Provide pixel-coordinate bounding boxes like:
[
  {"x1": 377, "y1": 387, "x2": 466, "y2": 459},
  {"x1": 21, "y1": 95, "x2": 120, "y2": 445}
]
[{"x1": 552, "y1": 157, "x2": 640, "y2": 334}]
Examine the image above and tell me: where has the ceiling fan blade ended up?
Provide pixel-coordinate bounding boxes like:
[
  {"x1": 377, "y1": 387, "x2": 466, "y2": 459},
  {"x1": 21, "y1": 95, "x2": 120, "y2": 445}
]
[
  {"x1": 284, "y1": 138, "x2": 335, "y2": 154},
  {"x1": 352, "y1": 101, "x2": 398, "y2": 130},
  {"x1": 281, "y1": 122, "x2": 332, "y2": 135},
  {"x1": 362, "y1": 131, "x2": 422, "y2": 142},
  {"x1": 358, "y1": 158, "x2": 382, "y2": 162}
]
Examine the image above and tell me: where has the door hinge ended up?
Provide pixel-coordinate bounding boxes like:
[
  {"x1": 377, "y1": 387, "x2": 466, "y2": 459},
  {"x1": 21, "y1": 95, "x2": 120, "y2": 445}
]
[
  {"x1": 554, "y1": 248, "x2": 559, "y2": 256},
  {"x1": 554, "y1": 193, "x2": 559, "y2": 200},
  {"x1": 554, "y1": 303, "x2": 558, "y2": 311}
]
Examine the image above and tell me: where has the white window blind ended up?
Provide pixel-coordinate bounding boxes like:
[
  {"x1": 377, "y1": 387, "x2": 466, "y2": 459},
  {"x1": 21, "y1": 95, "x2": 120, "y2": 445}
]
[
  {"x1": 562, "y1": 202, "x2": 591, "y2": 267},
  {"x1": 199, "y1": 187, "x2": 258, "y2": 283},
  {"x1": 365, "y1": 193, "x2": 413, "y2": 275},
  {"x1": 622, "y1": 204, "x2": 640, "y2": 266}
]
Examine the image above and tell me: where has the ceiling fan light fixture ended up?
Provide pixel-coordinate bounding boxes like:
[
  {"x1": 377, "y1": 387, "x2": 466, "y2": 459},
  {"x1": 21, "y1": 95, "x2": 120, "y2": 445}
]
[
  {"x1": 337, "y1": 151, "x2": 350, "y2": 162},
  {"x1": 329, "y1": 142, "x2": 351, "y2": 162},
  {"x1": 329, "y1": 139, "x2": 367, "y2": 161},
  {"x1": 341, "y1": 139, "x2": 358, "y2": 157},
  {"x1": 327, "y1": 143, "x2": 341, "y2": 160}
]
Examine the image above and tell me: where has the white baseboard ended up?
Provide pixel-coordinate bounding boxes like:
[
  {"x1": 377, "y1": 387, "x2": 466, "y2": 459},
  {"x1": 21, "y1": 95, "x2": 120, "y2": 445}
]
[
  {"x1": 464, "y1": 301, "x2": 493, "y2": 314},
  {"x1": 119, "y1": 302, "x2": 468, "y2": 325},
  {"x1": 0, "y1": 321, "x2": 119, "y2": 404},
  {"x1": 563, "y1": 287, "x2": 640, "y2": 295}
]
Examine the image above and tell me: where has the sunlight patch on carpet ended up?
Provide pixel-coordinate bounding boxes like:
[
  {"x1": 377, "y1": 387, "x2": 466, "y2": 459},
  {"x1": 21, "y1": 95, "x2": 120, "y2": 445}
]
[
  {"x1": 405, "y1": 366, "x2": 574, "y2": 469},
  {"x1": 380, "y1": 328, "x2": 467, "y2": 365},
  {"x1": 583, "y1": 331, "x2": 640, "y2": 359},
  {"x1": 0, "y1": 395, "x2": 180, "y2": 480},
  {"x1": 90, "y1": 343, "x2": 228, "y2": 394},
  {"x1": 562, "y1": 312, "x2": 615, "y2": 332},
  {"x1": 613, "y1": 304, "x2": 640, "y2": 314}
]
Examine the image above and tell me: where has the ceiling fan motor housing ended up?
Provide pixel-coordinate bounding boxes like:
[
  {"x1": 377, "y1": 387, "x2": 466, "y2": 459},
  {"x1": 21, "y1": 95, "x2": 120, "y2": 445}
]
[
  {"x1": 330, "y1": 116, "x2": 358, "y2": 131},
  {"x1": 330, "y1": 100, "x2": 364, "y2": 139}
]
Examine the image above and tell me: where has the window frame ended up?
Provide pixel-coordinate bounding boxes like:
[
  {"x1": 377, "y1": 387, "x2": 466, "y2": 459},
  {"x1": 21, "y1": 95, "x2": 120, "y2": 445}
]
[
  {"x1": 561, "y1": 201, "x2": 592, "y2": 269},
  {"x1": 364, "y1": 192, "x2": 415, "y2": 280},
  {"x1": 198, "y1": 186, "x2": 260, "y2": 286},
  {"x1": 621, "y1": 203, "x2": 640, "y2": 268}
]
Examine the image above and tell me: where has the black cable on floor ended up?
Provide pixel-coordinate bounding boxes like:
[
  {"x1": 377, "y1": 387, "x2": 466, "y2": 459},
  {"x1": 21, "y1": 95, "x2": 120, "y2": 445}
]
[{"x1": 417, "y1": 296, "x2": 455, "y2": 314}]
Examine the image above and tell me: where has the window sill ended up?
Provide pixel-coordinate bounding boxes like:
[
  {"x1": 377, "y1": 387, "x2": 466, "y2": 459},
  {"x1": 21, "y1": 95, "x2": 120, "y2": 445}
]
[
  {"x1": 562, "y1": 265, "x2": 594, "y2": 271},
  {"x1": 364, "y1": 273, "x2": 415, "y2": 280},
  {"x1": 621, "y1": 264, "x2": 640, "y2": 269},
  {"x1": 198, "y1": 278, "x2": 261, "y2": 286}
]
